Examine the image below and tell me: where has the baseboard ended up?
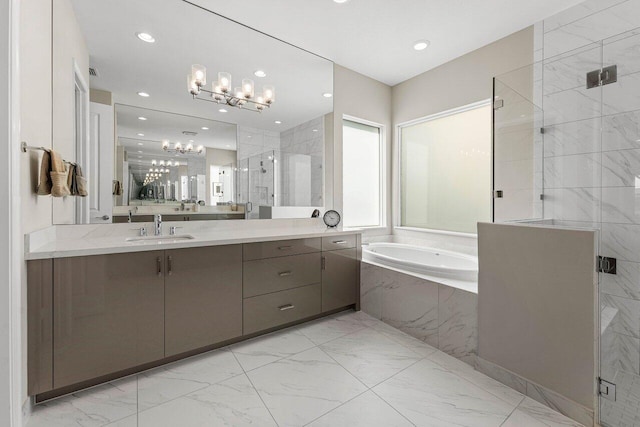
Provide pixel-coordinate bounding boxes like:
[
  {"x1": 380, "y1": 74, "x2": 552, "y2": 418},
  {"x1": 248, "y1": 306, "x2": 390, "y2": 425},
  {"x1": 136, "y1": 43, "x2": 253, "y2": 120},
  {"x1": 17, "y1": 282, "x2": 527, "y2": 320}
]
[{"x1": 475, "y1": 356, "x2": 595, "y2": 426}]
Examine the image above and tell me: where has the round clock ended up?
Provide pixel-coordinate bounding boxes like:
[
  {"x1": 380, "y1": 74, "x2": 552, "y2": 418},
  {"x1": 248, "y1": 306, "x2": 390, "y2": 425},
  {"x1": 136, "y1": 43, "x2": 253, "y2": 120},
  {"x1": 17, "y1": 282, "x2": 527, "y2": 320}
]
[{"x1": 323, "y1": 210, "x2": 341, "y2": 228}]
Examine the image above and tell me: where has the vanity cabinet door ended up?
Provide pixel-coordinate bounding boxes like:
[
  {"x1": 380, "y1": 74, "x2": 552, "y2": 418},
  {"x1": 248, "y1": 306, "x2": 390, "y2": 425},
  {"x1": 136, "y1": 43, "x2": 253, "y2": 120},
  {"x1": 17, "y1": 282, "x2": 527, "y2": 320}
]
[
  {"x1": 164, "y1": 245, "x2": 243, "y2": 357},
  {"x1": 53, "y1": 251, "x2": 165, "y2": 389},
  {"x1": 321, "y1": 248, "x2": 358, "y2": 312}
]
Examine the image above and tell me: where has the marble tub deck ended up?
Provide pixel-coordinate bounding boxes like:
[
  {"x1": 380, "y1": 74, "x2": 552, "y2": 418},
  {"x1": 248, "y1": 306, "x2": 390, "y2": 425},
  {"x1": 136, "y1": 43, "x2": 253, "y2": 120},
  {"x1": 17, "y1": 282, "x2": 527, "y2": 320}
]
[{"x1": 26, "y1": 310, "x2": 582, "y2": 427}]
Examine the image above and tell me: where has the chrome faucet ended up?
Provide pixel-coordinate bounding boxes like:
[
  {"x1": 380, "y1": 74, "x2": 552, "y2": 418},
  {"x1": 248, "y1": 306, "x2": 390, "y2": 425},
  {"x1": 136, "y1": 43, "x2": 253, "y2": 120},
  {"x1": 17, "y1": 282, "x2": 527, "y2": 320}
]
[{"x1": 154, "y1": 214, "x2": 162, "y2": 236}]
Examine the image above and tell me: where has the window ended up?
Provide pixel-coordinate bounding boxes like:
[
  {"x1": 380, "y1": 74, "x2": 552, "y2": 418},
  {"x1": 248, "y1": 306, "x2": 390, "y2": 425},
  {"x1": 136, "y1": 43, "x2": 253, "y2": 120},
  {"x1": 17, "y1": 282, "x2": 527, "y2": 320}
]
[
  {"x1": 343, "y1": 118, "x2": 384, "y2": 228},
  {"x1": 399, "y1": 101, "x2": 491, "y2": 234}
]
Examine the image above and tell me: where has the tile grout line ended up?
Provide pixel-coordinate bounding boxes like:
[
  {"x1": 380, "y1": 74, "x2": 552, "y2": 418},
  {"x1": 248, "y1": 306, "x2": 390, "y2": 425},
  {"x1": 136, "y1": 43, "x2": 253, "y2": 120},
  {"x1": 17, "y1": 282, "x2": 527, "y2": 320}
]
[
  {"x1": 131, "y1": 371, "x2": 249, "y2": 421},
  {"x1": 229, "y1": 350, "x2": 282, "y2": 427},
  {"x1": 497, "y1": 395, "x2": 528, "y2": 427},
  {"x1": 543, "y1": 0, "x2": 631, "y2": 36},
  {"x1": 301, "y1": 388, "x2": 371, "y2": 427},
  {"x1": 426, "y1": 353, "x2": 527, "y2": 407},
  {"x1": 368, "y1": 388, "x2": 419, "y2": 427}
]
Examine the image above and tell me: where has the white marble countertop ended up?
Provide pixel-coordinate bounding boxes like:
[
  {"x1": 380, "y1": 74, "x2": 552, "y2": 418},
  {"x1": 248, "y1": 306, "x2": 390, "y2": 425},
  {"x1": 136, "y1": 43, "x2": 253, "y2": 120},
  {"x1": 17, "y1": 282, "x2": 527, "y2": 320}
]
[{"x1": 25, "y1": 219, "x2": 361, "y2": 260}]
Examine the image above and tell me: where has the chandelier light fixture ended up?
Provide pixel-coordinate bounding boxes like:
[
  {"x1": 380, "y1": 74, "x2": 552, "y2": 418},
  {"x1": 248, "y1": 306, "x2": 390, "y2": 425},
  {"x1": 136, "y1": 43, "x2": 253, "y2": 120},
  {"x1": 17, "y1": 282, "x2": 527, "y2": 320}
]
[
  {"x1": 187, "y1": 64, "x2": 275, "y2": 113},
  {"x1": 162, "y1": 140, "x2": 204, "y2": 155}
]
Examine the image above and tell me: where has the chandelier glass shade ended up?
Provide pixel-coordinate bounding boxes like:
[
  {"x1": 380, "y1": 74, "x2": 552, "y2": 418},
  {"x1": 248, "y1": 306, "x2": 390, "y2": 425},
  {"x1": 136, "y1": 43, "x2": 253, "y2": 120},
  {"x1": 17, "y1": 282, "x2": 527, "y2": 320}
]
[
  {"x1": 162, "y1": 140, "x2": 204, "y2": 155},
  {"x1": 188, "y1": 65, "x2": 275, "y2": 113}
]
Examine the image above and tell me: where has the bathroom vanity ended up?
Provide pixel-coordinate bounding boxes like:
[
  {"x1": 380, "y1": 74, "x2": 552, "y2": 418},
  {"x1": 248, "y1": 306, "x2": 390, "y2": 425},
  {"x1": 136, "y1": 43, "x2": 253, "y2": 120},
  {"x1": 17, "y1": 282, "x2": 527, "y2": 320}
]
[{"x1": 26, "y1": 224, "x2": 360, "y2": 401}]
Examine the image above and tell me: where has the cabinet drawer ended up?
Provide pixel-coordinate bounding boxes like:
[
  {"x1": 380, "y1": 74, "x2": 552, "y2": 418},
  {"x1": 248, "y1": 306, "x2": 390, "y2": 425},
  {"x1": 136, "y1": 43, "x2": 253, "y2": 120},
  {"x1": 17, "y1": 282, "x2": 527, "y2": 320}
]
[
  {"x1": 243, "y1": 284, "x2": 321, "y2": 335},
  {"x1": 322, "y1": 234, "x2": 357, "y2": 251},
  {"x1": 244, "y1": 253, "x2": 321, "y2": 298},
  {"x1": 243, "y1": 238, "x2": 321, "y2": 261}
]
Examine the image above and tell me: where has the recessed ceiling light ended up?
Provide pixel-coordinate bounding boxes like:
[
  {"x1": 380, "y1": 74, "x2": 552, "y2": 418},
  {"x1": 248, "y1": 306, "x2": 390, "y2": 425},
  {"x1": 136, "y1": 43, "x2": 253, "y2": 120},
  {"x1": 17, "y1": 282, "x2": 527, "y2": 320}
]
[
  {"x1": 189, "y1": 139, "x2": 194, "y2": 143},
  {"x1": 274, "y1": 120, "x2": 282, "y2": 124},
  {"x1": 201, "y1": 127, "x2": 209, "y2": 130},
  {"x1": 312, "y1": 129, "x2": 318, "y2": 132},
  {"x1": 137, "y1": 91, "x2": 150, "y2": 97},
  {"x1": 138, "y1": 151, "x2": 143, "y2": 154},
  {"x1": 323, "y1": 92, "x2": 333, "y2": 98},
  {"x1": 333, "y1": 0, "x2": 349, "y2": 3},
  {"x1": 219, "y1": 109, "x2": 228, "y2": 113},
  {"x1": 413, "y1": 40, "x2": 430, "y2": 51},
  {"x1": 136, "y1": 32, "x2": 155, "y2": 43},
  {"x1": 137, "y1": 133, "x2": 145, "y2": 137},
  {"x1": 137, "y1": 142, "x2": 144, "y2": 146},
  {"x1": 138, "y1": 116, "x2": 147, "y2": 121},
  {"x1": 247, "y1": 135, "x2": 252, "y2": 138},
  {"x1": 254, "y1": 70, "x2": 266, "y2": 78}
]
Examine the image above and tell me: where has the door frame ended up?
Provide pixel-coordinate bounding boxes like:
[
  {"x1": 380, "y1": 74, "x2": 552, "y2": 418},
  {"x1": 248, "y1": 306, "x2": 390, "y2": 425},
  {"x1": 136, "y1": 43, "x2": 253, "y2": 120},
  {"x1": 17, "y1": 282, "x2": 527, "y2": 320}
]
[{"x1": 0, "y1": 0, "x2": 23, "y2": 425}]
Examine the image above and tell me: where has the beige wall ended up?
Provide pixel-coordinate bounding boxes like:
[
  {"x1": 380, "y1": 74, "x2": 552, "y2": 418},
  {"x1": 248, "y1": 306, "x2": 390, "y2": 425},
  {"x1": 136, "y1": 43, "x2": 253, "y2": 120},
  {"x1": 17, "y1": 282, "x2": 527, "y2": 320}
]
[
  {"x1": 90, "y1": 89, "x2": 113, "y2": 106},
  {"x1": 392, "y1": 27, "x2": 534, "y2": 124},
  {"x1": 477, "y1": 222, "x2": 597, "y2": 410},
  {"x1": 333, "y1": 65, "x2": 392, "y2": 234},
  {"x1": 51, "y1": 0, "x2": 89, "y2": 224},
  {"x1": 19, "y1": 0, "x2": 53, "y2": 410}
]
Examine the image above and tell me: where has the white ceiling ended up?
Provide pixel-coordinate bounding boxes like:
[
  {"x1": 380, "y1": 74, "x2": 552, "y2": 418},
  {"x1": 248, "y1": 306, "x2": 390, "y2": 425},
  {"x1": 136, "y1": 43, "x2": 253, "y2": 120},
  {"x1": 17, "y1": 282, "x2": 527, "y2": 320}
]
[{"x1": 192, "y1": 0, "x2": 585, "y2": 86}]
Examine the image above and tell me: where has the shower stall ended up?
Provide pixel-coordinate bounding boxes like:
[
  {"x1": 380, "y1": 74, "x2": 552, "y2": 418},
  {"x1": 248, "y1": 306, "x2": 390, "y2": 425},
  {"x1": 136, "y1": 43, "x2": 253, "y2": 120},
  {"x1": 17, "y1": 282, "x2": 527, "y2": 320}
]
[
  {"x1": 493, "y1": 27, "x2": 640, "y2": 427},
  {"x1": 236, "y1": 150, "x2": 277, "y2": 219}
]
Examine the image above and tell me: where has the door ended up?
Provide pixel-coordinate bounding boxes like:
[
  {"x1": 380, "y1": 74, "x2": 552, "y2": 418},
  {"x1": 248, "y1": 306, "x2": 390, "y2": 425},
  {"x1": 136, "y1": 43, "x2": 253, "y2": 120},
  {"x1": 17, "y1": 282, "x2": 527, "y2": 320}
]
[
  {"x1": 321, "y1": 248, "x2": 358, "y2": 312},
  {"x1": 89, "y1": 102, "x2": 114, "y2": 223},
  {"x1": 53, "y1": 251, "x2": 164, "y2": 388},
  {"x1": 165, "y1": 245, "x2": 243, "y2": 356}
]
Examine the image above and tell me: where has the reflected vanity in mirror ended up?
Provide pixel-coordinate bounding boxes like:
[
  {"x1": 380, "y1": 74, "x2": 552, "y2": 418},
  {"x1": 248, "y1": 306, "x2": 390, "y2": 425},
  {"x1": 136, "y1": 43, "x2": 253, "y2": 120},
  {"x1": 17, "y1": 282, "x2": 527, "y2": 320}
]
[{"x1": 52, "y1": 0, "x2": 333, "y2": 224}]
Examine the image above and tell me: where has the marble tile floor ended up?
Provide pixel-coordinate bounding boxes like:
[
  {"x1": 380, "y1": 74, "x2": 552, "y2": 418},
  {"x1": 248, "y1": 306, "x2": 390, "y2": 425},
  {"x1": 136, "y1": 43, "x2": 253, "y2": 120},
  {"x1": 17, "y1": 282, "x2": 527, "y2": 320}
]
[{"x1": 27, "y1": 310, "x2": 583, "y2": 427}]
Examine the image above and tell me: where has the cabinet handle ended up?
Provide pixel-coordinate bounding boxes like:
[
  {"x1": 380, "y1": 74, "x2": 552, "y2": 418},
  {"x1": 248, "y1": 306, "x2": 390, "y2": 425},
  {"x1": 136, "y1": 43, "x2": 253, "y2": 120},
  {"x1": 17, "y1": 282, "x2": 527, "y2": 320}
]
[
  {"x1": 167, "y1": 256, "x2": 173, "y2": 276},
  {"x1": 278, "y1": 304, "x2": 295, "y2": 311},
  {"x1": 278, "y1": 271, "x2": 292, "y2": 277},
  {"x1": 321, "y1": 256, "x2": 326, "y2": 270},
  {"x1": 332, "y1": 240, "x2": 347, "y2": 244},
  {"x1": 156, "y1": 257, "x2": 162, "y2": 276},
  {"x1": 278, "y1": 245, "x2": 293, "y2": 251}
]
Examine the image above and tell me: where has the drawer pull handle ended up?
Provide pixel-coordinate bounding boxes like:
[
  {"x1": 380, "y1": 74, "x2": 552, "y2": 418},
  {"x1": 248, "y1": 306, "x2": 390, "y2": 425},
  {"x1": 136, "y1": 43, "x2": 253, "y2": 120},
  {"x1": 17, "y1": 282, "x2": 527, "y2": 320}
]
[
  {"x1": 333, "y1": 240, "x2": 347, "y2": 244},
  {"x1": 167, "y1": 256, "x2": 173, "y2": 276},
  {"x1": 156, "y1": 257, "x2": 162, "y2": 276},
  {"x1": 278, "y1": 245, "x2": 293, "y2": 250},
  {"x1": 278, "y1": 271, "x2": 292, "y2": 277},
  {"x1": 278, "y1": 304, "x2": 295, "y2": 311}
]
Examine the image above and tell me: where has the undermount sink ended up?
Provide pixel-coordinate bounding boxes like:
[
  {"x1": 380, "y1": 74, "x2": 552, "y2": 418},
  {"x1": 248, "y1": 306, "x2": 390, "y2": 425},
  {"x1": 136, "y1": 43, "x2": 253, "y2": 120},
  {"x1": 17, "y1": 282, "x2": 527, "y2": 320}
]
[{"x1": 126, "y1": 234, "x2": 195, "y2": 243}]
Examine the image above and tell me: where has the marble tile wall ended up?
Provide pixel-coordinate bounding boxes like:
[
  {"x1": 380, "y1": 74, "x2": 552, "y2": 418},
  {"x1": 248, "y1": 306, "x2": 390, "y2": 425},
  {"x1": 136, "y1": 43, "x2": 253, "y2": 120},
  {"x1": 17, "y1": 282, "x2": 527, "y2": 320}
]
[
  {"x1": 279, "y1": 116, "x2": 324, "y2": 207},
  {"x1": 537, "y1": 2, "x2": 640, "y2": 425},
  {"x1": 360, "y1": 262, "x2": 478, "y2": 365}
]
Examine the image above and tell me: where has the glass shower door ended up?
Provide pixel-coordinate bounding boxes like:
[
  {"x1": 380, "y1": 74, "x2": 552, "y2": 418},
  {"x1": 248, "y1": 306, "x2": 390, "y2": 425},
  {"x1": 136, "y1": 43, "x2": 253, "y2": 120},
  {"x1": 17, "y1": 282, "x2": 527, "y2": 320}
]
[
  {"x1": 599, "y1": 29, "x2": 640, "y2": 427},
  {"x1": 492, "y1": 65, "x2": 544, "y2": 223},
  {"x1": 246, "y1": 150, "x2": 275, "y2": 219}
]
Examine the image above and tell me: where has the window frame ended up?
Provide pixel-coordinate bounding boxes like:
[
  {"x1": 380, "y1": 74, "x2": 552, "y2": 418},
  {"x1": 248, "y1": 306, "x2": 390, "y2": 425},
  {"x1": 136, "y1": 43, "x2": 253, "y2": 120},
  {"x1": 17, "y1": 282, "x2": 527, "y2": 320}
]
[
  {"x1": 395, "y1": 99, "x2": 492, "y2": 237},
  {"x1": 342, "y1": 115, "x2": 386, "y2": 229}
]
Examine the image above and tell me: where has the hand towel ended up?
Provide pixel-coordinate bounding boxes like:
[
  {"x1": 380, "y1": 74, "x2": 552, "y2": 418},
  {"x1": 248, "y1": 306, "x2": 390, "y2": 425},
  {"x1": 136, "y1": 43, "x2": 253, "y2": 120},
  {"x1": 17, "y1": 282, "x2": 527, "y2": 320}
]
[
  {"x1": 36, "y1": 150, "x2": 52, "y2": 195},
  {"x1": 50, "y1": 150, "x2": 70, "y2": 197},
  {"x1": 75, "y1": 165, "x2": 88, "y2": 197},
  {"x1": 113, "y1": 180, "x2": 123, "y2": 196},
  {"x1": 68, "y1": 164, "x2": 76, "y2": 195}
]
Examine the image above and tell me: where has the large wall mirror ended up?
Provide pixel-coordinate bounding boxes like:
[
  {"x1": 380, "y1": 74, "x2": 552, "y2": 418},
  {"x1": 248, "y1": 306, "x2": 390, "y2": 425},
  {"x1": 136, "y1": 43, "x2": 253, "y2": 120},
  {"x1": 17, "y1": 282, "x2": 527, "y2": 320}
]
[{"x1": 52, "y1": 0, "x2": 333, "y2": 224}]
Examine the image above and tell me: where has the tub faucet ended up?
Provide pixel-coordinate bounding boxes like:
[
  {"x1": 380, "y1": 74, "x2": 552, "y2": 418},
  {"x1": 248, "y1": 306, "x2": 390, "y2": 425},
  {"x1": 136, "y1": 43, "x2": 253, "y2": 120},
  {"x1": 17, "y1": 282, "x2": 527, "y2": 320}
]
[{"x1": 154, "y1": 214, "x2": 162, "y2": 236}]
